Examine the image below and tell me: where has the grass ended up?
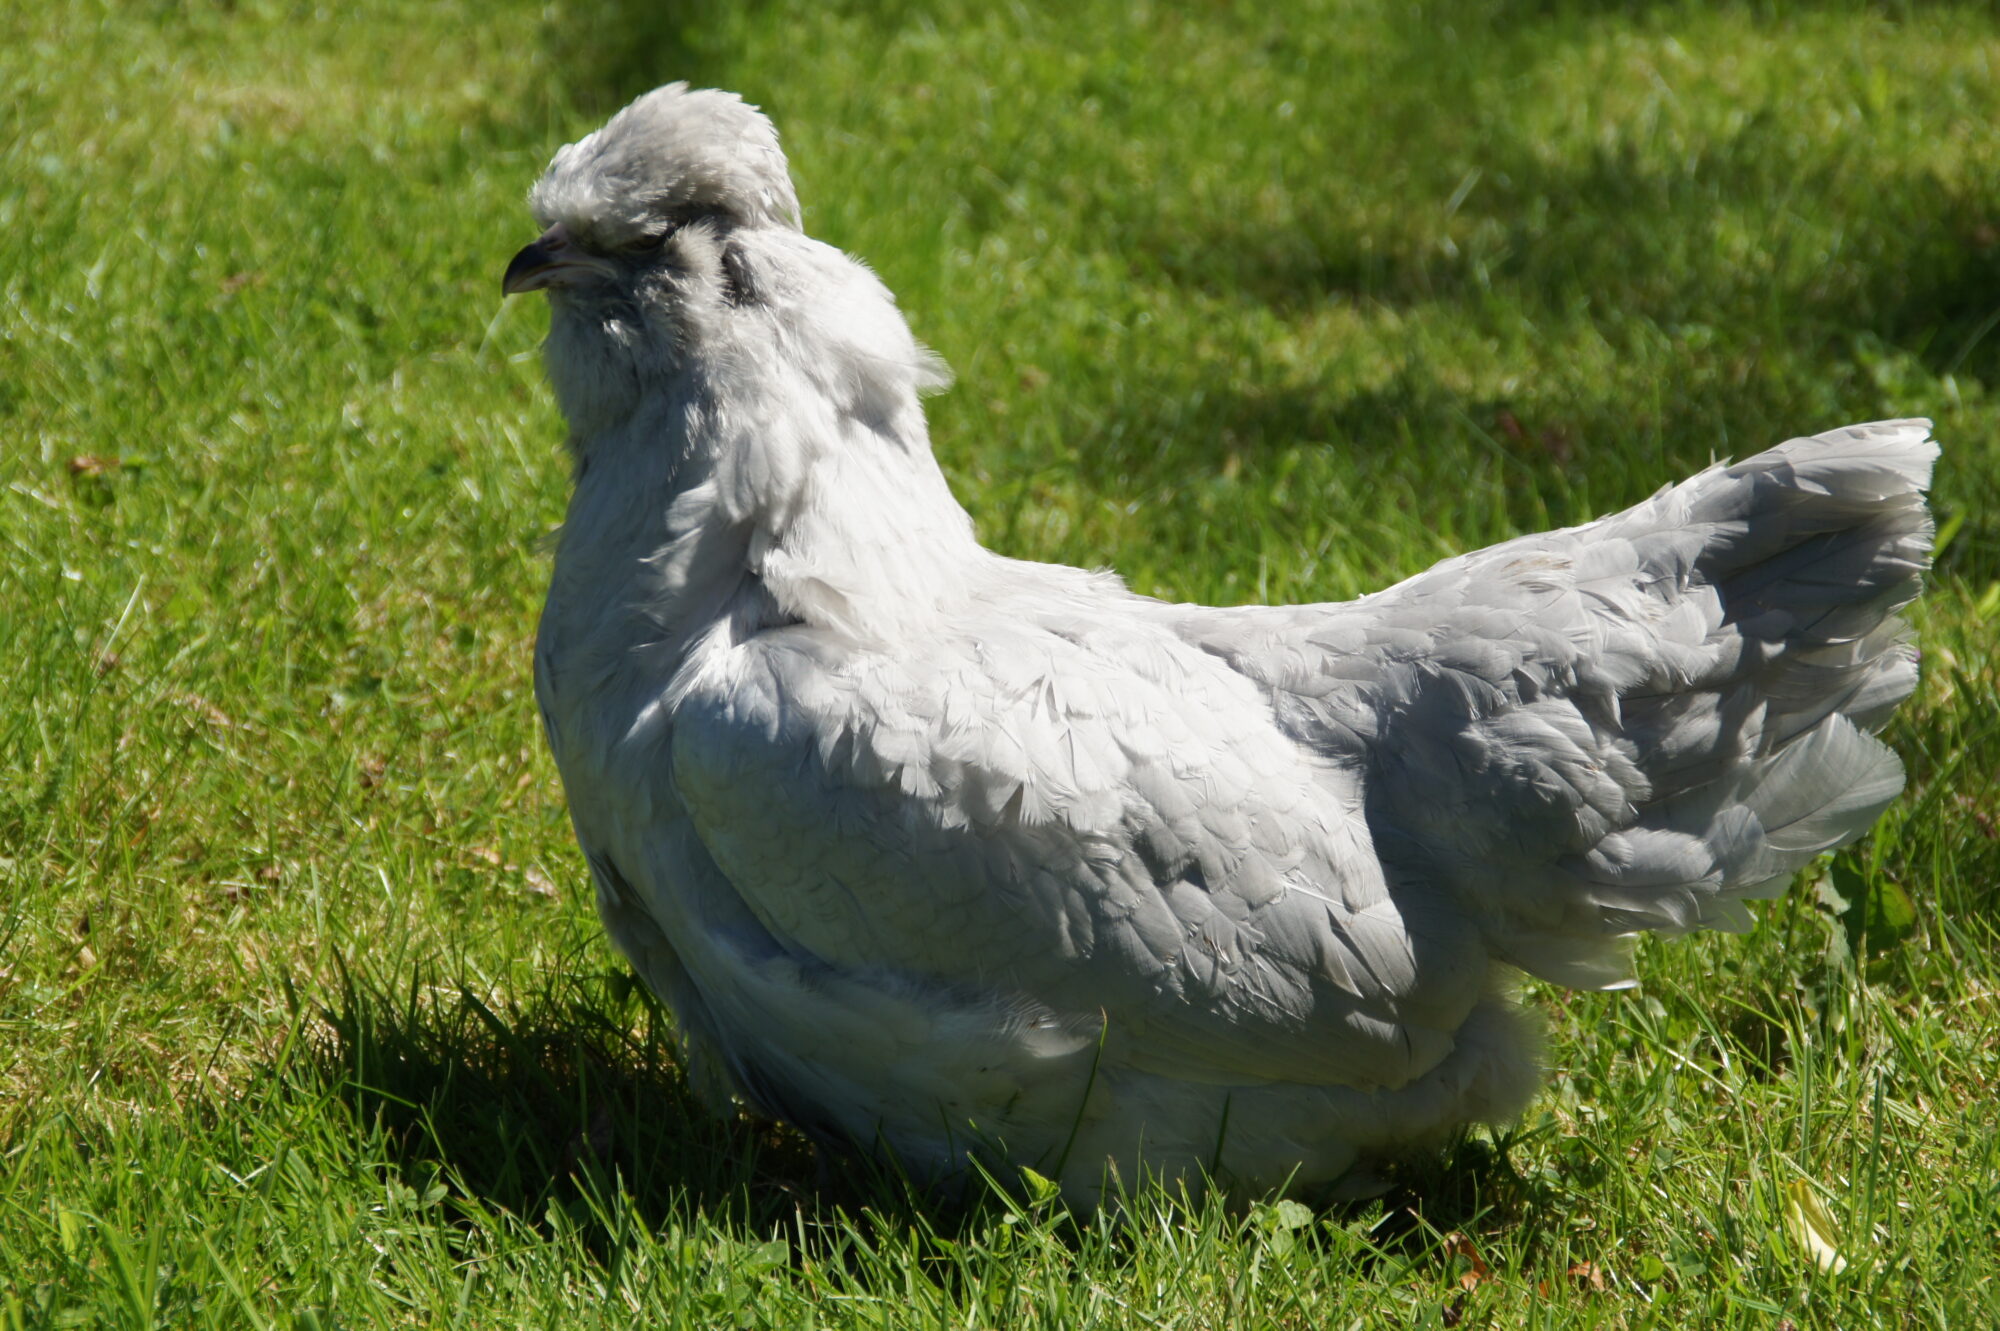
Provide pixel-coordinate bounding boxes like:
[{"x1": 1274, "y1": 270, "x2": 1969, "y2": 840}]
[{"x1": 3, "y1": 0, "x2": 1998, "y2": 1324}]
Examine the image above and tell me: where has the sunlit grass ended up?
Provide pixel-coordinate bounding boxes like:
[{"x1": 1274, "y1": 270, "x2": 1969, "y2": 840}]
[{"x1": 4, "y1": 1, "x2": 1997, "y2": 1325}]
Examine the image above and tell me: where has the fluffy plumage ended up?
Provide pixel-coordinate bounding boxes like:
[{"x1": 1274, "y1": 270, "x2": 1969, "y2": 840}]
[{"x1": 506, "y1": 84, "x2": 1936, "y2": 1205}]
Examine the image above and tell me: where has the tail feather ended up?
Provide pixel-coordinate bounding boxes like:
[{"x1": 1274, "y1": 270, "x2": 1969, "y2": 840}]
[
  {"x1": 1526, "y1": 421, "x2": 1934, "y2": 975},
  {"x1": 1422, "y1": 420, "x2": 1934, "y2": 987}
]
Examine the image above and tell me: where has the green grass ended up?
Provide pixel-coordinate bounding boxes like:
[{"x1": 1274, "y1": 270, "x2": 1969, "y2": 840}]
[{"x1": 5, "y1": 0, "x2": 1999, "y2": 1324}]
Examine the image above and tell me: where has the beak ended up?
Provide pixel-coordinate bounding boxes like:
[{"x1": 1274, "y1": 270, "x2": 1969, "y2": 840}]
[{"x1": 503, "y1": 223, "x2": 598, "y2": 295}]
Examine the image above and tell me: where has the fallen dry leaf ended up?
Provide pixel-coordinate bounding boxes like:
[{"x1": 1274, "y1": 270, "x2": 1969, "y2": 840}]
[
  {"x1": 1783, "y1": 1180, "x2": 1849, "y2": 1275},
  {"x1": 182, "y1": 694, "x2": 235, "y2": 728},
  {"x1": 1444, "y1": 1232, "x2": 1491, "y2": 1290}
]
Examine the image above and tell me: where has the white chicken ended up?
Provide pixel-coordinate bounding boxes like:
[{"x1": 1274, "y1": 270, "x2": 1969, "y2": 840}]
[{"x1": 504, "y1": 84, "x2": 1934, "y2": 1205}]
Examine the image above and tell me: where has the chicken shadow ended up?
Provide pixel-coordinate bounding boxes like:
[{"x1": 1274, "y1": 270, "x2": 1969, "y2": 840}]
[
  {"x1": 292, "y1": 955, "x2": 1544, "y2": 1268},
  {"x1": 296, "y1": 959, "x2": 1099, "y2": 1244},
  {"x1": 300, "y1": 958, "x2": 826, "y2": 1238}
]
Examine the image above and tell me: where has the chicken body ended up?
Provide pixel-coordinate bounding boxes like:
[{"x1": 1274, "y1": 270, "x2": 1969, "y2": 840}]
[{"x1": 508, "y1": 85, "x2": 1934, "y2": 1205}]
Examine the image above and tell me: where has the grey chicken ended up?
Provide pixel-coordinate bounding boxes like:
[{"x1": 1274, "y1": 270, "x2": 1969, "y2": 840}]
[{"x1": 504, "y1": 84, "x2": 1935, "y2": 1205}]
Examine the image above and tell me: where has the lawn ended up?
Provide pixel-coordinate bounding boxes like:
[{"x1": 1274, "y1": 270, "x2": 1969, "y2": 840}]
[{"x1": 3, "y1": 0, "x2": 1998, "y2": 1325}]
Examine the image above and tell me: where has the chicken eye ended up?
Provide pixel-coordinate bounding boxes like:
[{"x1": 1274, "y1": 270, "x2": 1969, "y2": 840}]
[{"x1": 627, "y1": 229, "x2": 670, "y2": 254}]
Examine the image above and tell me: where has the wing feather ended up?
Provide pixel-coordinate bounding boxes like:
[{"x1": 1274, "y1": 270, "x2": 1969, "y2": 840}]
[{"x1": 669, "y1": 613, "x2": 1491, "y2": 1096}]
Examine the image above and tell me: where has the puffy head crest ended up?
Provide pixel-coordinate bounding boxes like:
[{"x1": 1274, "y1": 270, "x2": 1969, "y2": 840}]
[{"x1": 529, "y1": 84, "x2": 802, "y2": 243}]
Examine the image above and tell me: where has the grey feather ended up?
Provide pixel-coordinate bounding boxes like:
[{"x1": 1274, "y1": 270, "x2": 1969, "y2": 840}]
[{"x1": 509, "y1": 85, "x2": 1936, "y2": 1206}]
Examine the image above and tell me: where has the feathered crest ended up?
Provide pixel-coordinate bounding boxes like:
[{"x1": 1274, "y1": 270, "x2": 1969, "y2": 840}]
[{"x1": 530, "y1": 83, "x2": 802, "y2": 240}]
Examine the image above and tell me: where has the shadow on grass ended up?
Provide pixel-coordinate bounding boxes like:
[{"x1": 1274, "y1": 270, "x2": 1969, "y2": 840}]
[
  {"x1": 293, "y1": 952, "x2": 1551, "y2": 1282},
  {"x1": 1116, "y1": 138, "x2": 2000, "y2": 580},
  {"x1": 305, "y1": 957, "x2": 826, "y2": 1236},
  {"x1": 1128, "y1": 3, "x2": 2000, "y2": 372},
  {"x1": 1059, "y1": 375, "x2": 1610, "y2": 519},
  {"x1": 1111, "y1": 13, "x2": 2000, "y2": 580},
  {"x1": 297, "y1": 956, "x2": 1126, "y2": 1262},
  {"x1": 538, "y1": 0, "x2": 772, "y2": 119},
  {"x1": 1144, "y1": 145, "x2": 2000, "y2": 383},
  {"x1": 1357, "y1": 1132, "x2": 1555, "y2": 1266}
]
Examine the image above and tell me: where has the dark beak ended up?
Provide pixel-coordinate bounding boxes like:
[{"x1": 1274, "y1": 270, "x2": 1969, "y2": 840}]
[{"x1": 503, "y1": 222, "x2": 593, "y2": 295}]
